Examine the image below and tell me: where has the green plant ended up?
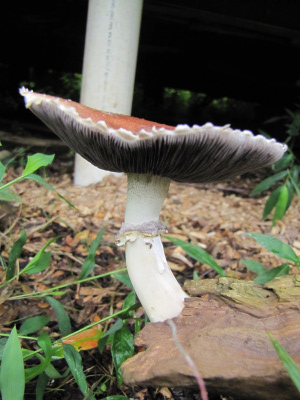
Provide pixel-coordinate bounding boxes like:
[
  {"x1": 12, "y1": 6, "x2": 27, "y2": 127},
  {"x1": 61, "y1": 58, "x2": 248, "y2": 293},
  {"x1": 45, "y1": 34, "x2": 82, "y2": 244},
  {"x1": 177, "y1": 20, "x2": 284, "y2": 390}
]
[
  {"x1": 167, "y1": 233, "x2": 299, "y2": 285},
  {"x1": 1, "y1": 232, "x2": 58, "y2": 287},
  {"x1": 1, "y1": 193, "x2": 137, "y2": 399},
  {"x1": 166, "y1": 236, "x2": 226, "y2": 277},
  {"x1": 0, "y1": 145, "x2": 72, "y2": 206},
  {"x1": 0, "y1": 302, "x2": 136, "y2": 399},
  {"x1": 268, "y1": 333, "x2": 300, "y2": 393},
  {"x1": 241, "y1": 233, "x2": 299, "y2": 284},
  {"x1": 251, "y1": 108, "x2": 300, "y2": 225}
]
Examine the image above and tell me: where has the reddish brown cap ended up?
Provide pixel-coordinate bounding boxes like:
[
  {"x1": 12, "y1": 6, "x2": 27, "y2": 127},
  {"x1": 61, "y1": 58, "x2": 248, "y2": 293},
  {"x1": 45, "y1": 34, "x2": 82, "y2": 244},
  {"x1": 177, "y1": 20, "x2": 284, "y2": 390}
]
[{"x1": 20, "y1": 88, "x2": 287, "y2": 183}]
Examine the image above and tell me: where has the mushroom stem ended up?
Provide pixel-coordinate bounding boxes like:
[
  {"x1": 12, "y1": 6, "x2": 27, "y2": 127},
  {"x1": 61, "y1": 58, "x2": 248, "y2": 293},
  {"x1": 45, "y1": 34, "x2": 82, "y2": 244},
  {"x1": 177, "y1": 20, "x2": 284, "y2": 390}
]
[
  {"x1": 125, "y1": 174, "x2": 171, "y2": 225},
  {"x1": 117, "y1": 173, "x2": 188, "y2": 322}
]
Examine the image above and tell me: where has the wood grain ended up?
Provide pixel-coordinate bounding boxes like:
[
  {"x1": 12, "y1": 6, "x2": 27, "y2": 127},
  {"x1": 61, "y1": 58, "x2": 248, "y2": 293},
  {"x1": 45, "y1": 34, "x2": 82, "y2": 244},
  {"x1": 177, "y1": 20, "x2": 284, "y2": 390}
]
[{"x1": 122, "y1": 276, "x2": 300, "y2": 400}]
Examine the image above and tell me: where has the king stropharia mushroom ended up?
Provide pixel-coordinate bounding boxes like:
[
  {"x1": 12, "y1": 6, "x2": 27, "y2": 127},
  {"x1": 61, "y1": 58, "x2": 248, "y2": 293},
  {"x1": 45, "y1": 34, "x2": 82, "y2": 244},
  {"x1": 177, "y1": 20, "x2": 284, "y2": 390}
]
[{"x1": 20, "y1": 88, "x2": 287, "y2": 322}]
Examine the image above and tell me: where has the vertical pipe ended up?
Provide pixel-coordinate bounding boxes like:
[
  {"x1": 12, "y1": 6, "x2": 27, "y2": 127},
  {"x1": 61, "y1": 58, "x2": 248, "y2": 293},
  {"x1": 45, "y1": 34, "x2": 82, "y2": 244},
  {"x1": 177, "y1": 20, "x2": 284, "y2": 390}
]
[{"x1": 74, "y1": 0, "x2": 143, "y2": 185}]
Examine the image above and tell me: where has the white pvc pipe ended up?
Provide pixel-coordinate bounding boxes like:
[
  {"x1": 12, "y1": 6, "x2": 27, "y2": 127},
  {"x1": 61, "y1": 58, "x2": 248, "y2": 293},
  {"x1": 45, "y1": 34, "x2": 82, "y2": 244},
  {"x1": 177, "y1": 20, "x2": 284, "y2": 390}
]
[{"x1": 74, "y1": 0, "x2": 143, "y2": 185}]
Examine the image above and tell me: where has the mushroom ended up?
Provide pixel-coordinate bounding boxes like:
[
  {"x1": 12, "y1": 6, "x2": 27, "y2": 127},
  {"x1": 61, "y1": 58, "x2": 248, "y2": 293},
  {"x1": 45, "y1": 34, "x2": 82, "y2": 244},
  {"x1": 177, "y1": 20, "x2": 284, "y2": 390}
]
[{"x1": 19, "y1": 87, "x2": 287, "y2": 322}]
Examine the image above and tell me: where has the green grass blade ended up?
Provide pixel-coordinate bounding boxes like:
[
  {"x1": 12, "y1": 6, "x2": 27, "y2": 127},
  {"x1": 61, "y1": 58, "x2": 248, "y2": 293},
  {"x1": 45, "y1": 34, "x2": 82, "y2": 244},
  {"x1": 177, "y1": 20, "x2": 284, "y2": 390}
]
[
  {"x1": 46, "y1": 296, "x2": 72, "y2": 336},
  {"x1": 79, "y1": 226, "x2": 106, "y2": 279},
  {"x1": 268, "y1": 333, "x2": 300, "y2": 392},
  {"x1": 166, "y1": 236, "x2": 226, "y2": 276},
  {"x1": 0, "y1": 326, "x2": 25, "y2": 400}
]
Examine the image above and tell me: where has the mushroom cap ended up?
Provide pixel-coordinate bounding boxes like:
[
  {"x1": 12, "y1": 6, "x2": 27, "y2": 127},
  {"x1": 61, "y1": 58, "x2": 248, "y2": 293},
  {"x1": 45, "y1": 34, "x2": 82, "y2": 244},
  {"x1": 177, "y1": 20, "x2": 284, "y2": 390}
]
[{"x1": 20, "y1": 88, "x2": 287, "y2": 183}]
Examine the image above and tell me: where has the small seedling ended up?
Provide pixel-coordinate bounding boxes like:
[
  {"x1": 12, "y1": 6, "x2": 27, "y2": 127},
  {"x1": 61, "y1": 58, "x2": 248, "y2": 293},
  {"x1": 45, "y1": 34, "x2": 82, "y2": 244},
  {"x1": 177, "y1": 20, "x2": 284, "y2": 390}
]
[{"x1": 242, "y1": 233, "x2": 299, "y2": 284}]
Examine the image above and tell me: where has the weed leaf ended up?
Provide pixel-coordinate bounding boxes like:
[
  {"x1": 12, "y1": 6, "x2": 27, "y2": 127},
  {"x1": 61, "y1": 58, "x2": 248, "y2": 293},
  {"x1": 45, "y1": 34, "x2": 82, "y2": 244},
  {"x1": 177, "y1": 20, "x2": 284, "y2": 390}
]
[
  {"x1": 23, "y1": 236, "x2": 58, "y2": 274},
  {"x1": 22, "y1": 153, "x2": 54, "y2": 176},
  {"x1": 36, "y1": 373, "x2": 49, "y2": 400},
  {"x1": 0, "y1": 326, "x2": 25, "y2": 400},
  {"x1": 46, "y1": 296, "x2": 72, "y2": 336},
  {"x1": 38, "y1": 331, "x2": 53, "y2": 357},
  {"x1": 25, "y1": 251, "x2": 51, "y2": 274},
  {"x1": 273, "y1": 184, "x2": 289, "y2": 224},
  {"x1": 98, "y1": 319, "x2": 124, "y2": 354},
  {"x1": 122, "y1": 291, "x2": 136, "y2": 311},
  {"x1": 193, "y1": 271, "x2": 200, "y2": 280},
  {"x1": 254, "y1": 264, "x2": 290, "y2": 284},
  {"x1": 0, "y1": 186, "x2": 22, "y2": 202},
  {"x1": 63, "y1": 344, "x2": 95, "y2": 398},
  {"x1": 111, "y1": 325, "x2": 134, "y2": 386},
  {"x1": 113, "y1": 272, "x2": 134, "y2": 290},
  {"x1": 25, "y1": 332, "x2": 53, "y2": 381},
  {"x1": 6, "y1": 230, "x2": 27, "y2": 280},
  {"x1": 19, "y1": 316, "x2": 50, "y2": 336},
  {"x1": 247, "y1": 233, "x2": 299, "y2": 265},
  {"x1": 166, "y1": 236, "x2": 226, "y2": 276},
  {"x1": 250, "y1": 170, "x2": 288, "y2": 196},
  {"x1": 263, "y1": 186, "x2": 281, "y2": 220},
  {"x1": 273, "y1": 153, "x2": 294, "y2": 172},
  {"x1": 79, "y1": 226, "x2": 106, "y2": 279},
  {"x1": 241, "y1": 259, "x2": 266, "y2": 275},
  {"x1": 268, "y1": 333, "x2": 300, "y2": 392},
  {"x1": 23, "y1": 236, "x2": 58, "y2": 275}
]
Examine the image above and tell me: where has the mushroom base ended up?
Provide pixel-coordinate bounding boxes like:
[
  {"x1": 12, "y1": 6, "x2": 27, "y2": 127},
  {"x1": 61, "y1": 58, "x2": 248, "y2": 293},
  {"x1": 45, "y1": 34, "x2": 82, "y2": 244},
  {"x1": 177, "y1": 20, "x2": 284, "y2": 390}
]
[{"x1": 125, "y1": 235, "x2": 188, "y2": 322}]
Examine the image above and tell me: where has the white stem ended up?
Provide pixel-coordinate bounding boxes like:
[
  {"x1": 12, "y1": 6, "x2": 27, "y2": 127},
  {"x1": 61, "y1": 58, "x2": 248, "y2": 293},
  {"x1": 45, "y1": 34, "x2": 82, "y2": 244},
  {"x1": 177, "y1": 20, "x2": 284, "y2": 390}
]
[
  {"x1": 120, "y1": 174, "x2": 188, "y2": 322},
  {"x1": 125, "y1": 174, "x2": 171, "y2": 225}
]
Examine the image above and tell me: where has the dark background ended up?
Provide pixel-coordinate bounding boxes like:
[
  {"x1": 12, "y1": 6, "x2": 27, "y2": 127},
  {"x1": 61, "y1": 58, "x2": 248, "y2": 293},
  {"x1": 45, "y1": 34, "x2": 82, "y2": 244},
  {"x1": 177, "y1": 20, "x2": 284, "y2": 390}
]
[{"x1": 1, "y1": 0, "x2": 300, "y2": 149}]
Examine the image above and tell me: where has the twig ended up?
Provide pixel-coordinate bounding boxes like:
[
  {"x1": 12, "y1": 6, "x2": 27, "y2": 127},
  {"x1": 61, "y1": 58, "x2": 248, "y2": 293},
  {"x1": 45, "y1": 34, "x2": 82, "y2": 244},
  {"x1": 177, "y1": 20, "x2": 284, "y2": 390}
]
[{"x1": 168, "y1": 319, "x2": 208, "y2": 400}]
